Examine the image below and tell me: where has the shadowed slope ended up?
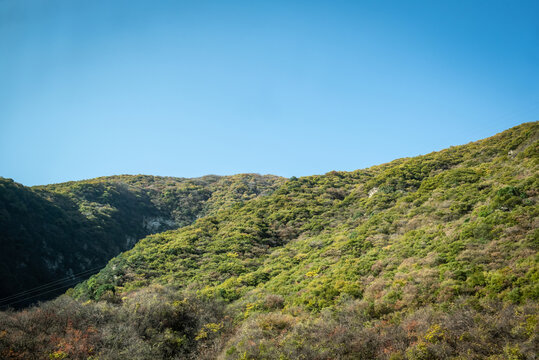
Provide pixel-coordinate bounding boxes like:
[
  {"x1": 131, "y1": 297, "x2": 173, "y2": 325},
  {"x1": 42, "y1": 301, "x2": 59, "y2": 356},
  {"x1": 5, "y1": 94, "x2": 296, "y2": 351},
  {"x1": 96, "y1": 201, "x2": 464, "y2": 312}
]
[
  {"x1": 0, "y1": 174, "x2": 284, "y2": 307},
  {"x1": 0, "y1": 122, "x2": 537, "y2": 359}
]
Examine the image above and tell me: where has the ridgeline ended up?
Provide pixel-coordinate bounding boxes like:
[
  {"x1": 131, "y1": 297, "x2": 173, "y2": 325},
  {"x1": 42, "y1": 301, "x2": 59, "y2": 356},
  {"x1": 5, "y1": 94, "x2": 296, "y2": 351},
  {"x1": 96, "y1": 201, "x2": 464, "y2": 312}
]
[{"x1": 0, "y1": 122, "x2": 537, "y2": 359}]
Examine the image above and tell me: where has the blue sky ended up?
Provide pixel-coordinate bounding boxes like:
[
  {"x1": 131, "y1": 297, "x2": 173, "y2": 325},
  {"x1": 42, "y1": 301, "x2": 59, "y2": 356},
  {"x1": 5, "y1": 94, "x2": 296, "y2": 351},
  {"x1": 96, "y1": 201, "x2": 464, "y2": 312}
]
[{"x1": 1, "y1": 0, "x2": 538, "y2": 186}]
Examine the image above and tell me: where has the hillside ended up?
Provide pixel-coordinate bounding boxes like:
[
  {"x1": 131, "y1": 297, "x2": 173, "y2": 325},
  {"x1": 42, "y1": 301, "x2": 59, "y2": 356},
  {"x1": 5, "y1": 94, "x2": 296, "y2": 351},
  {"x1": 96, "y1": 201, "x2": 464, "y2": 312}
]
[
  {"x1": 0, "y1": 174, "x2": 284, "y2": 307},
  {"x1": 0, "y1": 122, "x2": 537, "y2": 359}
]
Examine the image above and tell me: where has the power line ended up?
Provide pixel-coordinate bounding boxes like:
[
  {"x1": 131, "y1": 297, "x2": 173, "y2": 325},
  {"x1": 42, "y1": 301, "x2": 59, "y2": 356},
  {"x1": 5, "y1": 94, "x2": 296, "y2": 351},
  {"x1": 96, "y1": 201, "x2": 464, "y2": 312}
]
[
  {"x1": 0, "y1": 265, "x2": 106, "y2": 305},
  {"x1": 0, "y1": 265, "x2": 104, "y2": 304},
  {"x1": 0, "y1": 277, "x2": 93, "y2": 309}
]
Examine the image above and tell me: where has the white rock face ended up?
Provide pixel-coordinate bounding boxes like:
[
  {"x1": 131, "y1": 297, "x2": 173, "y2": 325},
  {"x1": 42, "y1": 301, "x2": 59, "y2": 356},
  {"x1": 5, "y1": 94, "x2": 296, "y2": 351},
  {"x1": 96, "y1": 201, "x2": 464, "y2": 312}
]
[
  {"x1": 44, "y1": 254, "x2": 64, "y2": 271},
  {"x1": 368, "y1": 187, "x2": 379, "y2": 198},
  {"x1": 142, "y1": 216, "x2": 176, "y2": 232},
  {"x1": 125, "y1": 235, "x2": 136, "y2": 248}
]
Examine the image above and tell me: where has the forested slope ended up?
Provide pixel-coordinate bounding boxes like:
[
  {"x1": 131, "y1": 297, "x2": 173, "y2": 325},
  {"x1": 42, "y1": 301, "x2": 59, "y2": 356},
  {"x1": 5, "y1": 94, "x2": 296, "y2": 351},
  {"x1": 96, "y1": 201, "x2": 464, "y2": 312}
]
[
  {"x1": 0, "y1": 174, "x2": 284, "y2": 307},
  {"x1": 0, "y1": 122, "x2": 537, "y2": 359}
]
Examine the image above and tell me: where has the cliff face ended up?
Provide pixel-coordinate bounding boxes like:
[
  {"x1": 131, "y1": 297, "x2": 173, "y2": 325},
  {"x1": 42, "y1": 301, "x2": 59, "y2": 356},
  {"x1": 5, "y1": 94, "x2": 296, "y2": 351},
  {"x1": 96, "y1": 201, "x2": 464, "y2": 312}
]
[{"x1": 0, "y1": 174, "x2": 285, "y2": 307}]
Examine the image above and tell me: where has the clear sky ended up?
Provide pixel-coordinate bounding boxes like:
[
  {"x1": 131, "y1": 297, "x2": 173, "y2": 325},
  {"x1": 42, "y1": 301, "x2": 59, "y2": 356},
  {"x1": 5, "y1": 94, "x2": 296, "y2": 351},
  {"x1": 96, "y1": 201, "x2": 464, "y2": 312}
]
[{"x1": 1, "y1": 0, "x2": 538, "y2": 186}]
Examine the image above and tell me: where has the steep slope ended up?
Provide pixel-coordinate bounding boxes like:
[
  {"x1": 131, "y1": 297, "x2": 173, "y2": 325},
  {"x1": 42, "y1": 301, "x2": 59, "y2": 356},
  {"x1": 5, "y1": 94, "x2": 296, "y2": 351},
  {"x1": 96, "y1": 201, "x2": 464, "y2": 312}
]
[
  {"x1": 0, "y1": 122, "x2": 537, "y2": 360},
  {"x1": 0, "y1": 174, "x2": 284, "y2": 307},
  {"x1": 76, "y1": 123, "x2": 538, "y2": 307}
]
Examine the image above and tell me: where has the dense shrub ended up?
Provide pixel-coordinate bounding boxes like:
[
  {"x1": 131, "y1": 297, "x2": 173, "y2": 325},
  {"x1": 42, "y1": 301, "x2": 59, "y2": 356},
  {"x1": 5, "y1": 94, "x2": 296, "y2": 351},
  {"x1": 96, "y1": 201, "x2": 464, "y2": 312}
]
[
  {"x1": 1, "y1": 122, "x2": 537, "y2": 359},
  {"x1": 0, "y1": 174, "x2": 284, "y2": 306},
  {"x1": 0, "y1": 287, "x2": 228, "y2": 360}
]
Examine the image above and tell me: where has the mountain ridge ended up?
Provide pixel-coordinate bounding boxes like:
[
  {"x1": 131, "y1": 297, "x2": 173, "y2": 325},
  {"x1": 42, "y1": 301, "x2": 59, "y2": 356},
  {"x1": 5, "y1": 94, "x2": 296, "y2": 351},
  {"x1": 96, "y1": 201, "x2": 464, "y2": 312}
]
[
  {"x1": 0, "y1": 173, "x2": 285, "y2": 306},
  {"x1": 0, "y1": 122, "x2": 537, "y2": 359},
  {"x1": 74, "y1": 122, "x2": 538, "y2": 304}
]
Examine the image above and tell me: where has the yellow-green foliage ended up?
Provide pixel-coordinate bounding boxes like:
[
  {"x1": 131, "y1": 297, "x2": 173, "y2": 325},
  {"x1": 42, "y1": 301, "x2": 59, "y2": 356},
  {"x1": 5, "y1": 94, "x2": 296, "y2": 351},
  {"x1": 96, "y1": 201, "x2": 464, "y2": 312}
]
[
  {"x1": 2, "y1": 122, "x2": 538, "y2": 359},
  {"x1": 0, "y1": 173, "x2": 284, "y2": 306}
]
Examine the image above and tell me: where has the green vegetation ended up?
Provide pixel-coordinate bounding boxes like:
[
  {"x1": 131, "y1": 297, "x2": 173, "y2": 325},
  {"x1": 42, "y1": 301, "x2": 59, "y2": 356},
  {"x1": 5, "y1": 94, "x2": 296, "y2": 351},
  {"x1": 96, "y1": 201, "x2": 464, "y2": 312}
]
[
  {"x1": 0, "y1": 174, "x2": 284, "y2": 306},
  {"x1": 0, "y1": 122, "x2": 537, "y2": 359}
]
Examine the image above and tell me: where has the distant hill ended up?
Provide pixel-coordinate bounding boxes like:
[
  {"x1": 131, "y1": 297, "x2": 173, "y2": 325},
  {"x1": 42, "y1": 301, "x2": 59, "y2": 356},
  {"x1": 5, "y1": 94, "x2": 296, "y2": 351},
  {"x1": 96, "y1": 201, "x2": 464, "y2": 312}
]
[
  {"x1": 0, "y1": 174, "x2": 285, "y2": 307},
  {"x1": 0, "y1": 122, "x2": 537, "y2": 359}
]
